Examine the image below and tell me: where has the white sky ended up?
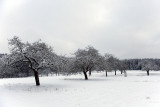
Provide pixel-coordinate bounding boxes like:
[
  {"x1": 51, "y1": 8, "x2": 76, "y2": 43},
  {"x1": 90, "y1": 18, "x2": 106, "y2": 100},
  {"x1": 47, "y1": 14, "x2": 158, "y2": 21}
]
[{"x1": 1, "y1": 0, "x2": 160, "y2": 59}]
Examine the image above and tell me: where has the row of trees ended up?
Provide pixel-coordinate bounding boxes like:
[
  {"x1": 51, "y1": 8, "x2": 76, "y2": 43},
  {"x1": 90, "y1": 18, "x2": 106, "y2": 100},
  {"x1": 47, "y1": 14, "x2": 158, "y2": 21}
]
[{"x1": 0, "y1": 36, "x2": 158, "y2": 86}]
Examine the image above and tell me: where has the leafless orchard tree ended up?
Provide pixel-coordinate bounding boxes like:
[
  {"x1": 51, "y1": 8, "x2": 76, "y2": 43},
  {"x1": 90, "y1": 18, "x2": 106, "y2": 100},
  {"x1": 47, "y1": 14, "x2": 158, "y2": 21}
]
[
  {"x1": 140, "y1": 59, "x2": 159, "y2": 76},
  {"x1": 74, "y1": 46, "x2": 101, "y2": 80},
  {"x1": 118, "y1": 60, "x2": 128, "y2": 77},
  {"x1": 8, "y1": 36, "x2": 56, "y2": 86}
]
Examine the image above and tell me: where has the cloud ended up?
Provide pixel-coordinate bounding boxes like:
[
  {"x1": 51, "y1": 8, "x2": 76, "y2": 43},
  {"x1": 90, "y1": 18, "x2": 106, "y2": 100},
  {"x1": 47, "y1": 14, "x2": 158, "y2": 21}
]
[{"x1": 1, "y1": 0, "x2": 160, "y2": 59}]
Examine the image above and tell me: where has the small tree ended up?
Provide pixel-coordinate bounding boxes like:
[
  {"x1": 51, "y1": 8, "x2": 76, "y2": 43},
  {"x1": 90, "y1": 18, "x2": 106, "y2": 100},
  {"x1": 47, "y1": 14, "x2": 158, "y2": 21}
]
[
  {"x1": 103, "y1": 53, "x2": 113, "y2": 77},
  {"x1": 118, "y1": 60, "x2": 128, "y2": 77},
  {"x1": 52, "y1": 55, "x2": 69, "y2": 76},
  {"x1": 105, "y1": 54, "x2": 119, "y2": 75},
  {"x1": 140, "y1": 59, "x2": 158, "y2": 76}
]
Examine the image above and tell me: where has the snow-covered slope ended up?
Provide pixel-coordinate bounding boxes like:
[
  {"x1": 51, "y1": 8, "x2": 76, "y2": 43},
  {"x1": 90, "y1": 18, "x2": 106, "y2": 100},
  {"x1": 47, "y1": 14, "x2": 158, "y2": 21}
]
[{"x1": 0, "y1": 71, "x2": 160, "y2": 107}]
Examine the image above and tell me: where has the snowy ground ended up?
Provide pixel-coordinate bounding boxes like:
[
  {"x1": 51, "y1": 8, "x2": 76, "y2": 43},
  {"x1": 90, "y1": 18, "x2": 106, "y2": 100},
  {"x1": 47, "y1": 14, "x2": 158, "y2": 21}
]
[{"x1": 0, "y1": 70, "x2": 160, "y2": 107}]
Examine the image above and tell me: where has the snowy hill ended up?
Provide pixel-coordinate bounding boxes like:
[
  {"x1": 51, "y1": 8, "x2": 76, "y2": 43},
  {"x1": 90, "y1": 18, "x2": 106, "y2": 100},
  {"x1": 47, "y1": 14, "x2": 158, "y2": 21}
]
[{"x1": 0, "y1": 70, "x2": 160, "y2": 107}]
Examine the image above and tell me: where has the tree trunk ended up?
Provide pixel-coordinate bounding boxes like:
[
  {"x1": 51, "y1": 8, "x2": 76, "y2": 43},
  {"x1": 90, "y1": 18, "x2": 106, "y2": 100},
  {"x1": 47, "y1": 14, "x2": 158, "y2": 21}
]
[
  {"x1": 115, "y1": 70, "x2": 116, "y2": 75},
  {"x1": 124, "y1": 70, "x2": 127, "y2": 77},
  {"x1": 83, "y1": 70, "x2": 88, "y2": 80},
  {"x1": 121, "y1": 70, "x2": 123, "y2": 74},
  {"x1": 56, "y1": 71, "x2": 58, "y2": 76},
  {"x1": 24, "y1": 55, "x2": 40, "y2": 86},
  {"x1": 89, "y1": 70, "x2": 91, "y2": 76},
  {"x1": 33, "y1": 70, "x2": 40, "y2": 86},
  {"x1": 147, "y1": 70, "x2": 149, "y2": 76},
  {"x1": 106, "y1": 70, "x2": 107, "y2": 77}
]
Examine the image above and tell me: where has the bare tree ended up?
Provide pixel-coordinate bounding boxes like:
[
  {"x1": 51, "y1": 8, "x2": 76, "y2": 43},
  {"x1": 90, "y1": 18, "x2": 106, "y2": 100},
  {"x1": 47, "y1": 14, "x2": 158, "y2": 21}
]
[
  {"x1": 118, "y1": 60, "x2": 128, "y2": 77},
  {"x1": 140, "y1": 59, "x2": 158, "y2": 76},
  {"x1": 8, "y1": 36, "x2": 55, "y2": 86},
  {"x1": 103, "y1": 53, "x2": 113, "y2": 77},
  {"x1": 105, "y1": 54, "x2": 119, "y2": 75},
  {"x1": 74, "y1": 46, "x2": 100, "y2": 80},
  {"x1": 51, "y1": 55, "x2": 69, "y2": 76}
]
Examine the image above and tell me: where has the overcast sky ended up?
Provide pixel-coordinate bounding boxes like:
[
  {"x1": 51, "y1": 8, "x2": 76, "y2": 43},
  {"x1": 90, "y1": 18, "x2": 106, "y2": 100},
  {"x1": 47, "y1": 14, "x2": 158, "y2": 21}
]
[{"x1": 1, "y1": 0, "x2": 160, "y2": 59}]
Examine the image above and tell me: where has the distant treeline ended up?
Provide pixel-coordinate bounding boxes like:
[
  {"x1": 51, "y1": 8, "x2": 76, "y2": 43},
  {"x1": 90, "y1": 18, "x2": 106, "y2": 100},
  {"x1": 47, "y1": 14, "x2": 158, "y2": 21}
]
[{"x1": 124, "y1": 59, "x2": 160, "y2": 70}]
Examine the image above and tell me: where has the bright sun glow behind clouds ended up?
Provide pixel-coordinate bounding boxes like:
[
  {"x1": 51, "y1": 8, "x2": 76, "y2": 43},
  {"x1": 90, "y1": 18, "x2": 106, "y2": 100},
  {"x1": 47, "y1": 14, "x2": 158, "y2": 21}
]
[{"x1": 0, "y1": 0, "x2": 27, "y2": 17}]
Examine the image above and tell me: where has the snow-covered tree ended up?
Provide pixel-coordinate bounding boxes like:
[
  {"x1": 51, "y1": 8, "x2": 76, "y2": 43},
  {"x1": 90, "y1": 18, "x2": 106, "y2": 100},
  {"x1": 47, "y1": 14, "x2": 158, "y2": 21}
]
[
  {"x1": 50, "y1": 55, "x2": 69, "y2": 76},
  {"x1": 118, "y1": 60, "x2": 128, "y2": 77},
  {"x1": 105, "y1": 54, "x2": 119, "y2": 75},
  {"x1": 103, "y1": 53, "x2": 113, "y2": 77},
  {"x1": 140, "y1": 59, "x2": 159, "y2": 76},
  {"x1": 8, "y1": 36, "x2": 56, "y2": 86},
  {"x1": 0, "y1": 54, "x2": 17, "y2": 78},
  {"x1": 0, "y1": 57, "x2": 4, "y2": 78},
  {"x1": 74, "y1": 46, "x2": 101, "y2": 80}
]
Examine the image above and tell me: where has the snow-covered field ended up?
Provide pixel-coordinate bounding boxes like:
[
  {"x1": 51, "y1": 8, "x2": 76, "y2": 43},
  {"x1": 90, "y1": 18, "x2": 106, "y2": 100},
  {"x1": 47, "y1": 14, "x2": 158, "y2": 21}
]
[{"x1": 0, "y1": 70, "x2": 160, "y2": 107}]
